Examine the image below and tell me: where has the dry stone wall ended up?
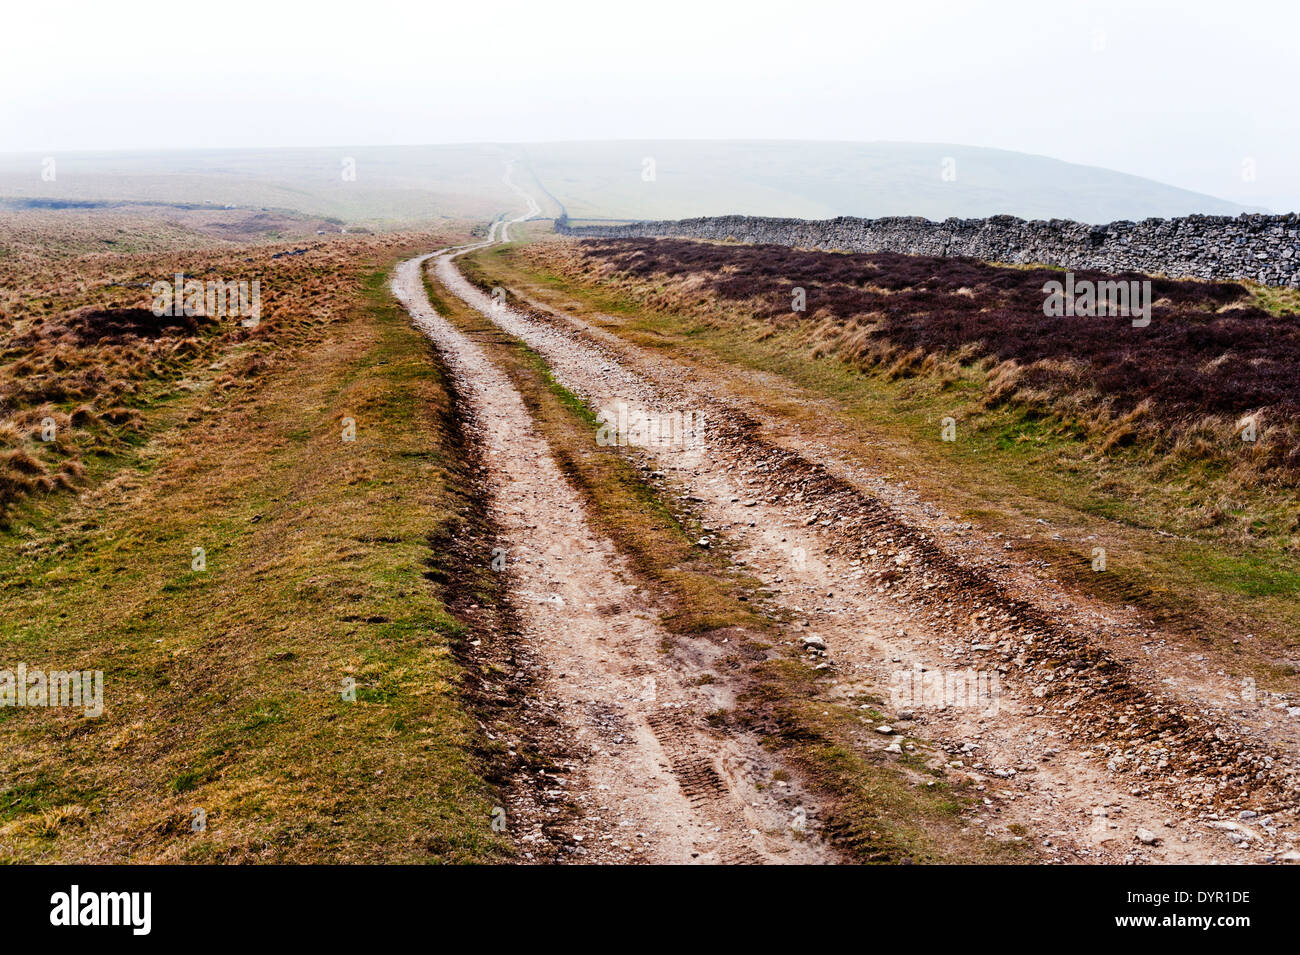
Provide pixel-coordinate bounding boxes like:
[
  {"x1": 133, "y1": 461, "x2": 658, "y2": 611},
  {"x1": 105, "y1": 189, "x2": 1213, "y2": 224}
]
[{"x1": 556, "y1": 213, "x2": 1300, "y2": 286}]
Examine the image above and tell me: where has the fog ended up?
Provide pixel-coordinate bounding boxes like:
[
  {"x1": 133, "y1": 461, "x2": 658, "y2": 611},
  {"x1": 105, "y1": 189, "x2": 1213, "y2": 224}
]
[{"x1": 3, "y1": 0, "x2": 1295, "y2": 210}]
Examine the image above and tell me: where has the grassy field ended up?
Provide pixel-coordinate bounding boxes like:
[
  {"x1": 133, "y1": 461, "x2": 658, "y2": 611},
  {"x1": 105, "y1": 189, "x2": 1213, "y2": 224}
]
[
  {"x1": 0, "y1": 230, "x2": 514, "y2": 862},
  {"x1": 471, "y1": 237, "x2": 1300, "y2": 698}
]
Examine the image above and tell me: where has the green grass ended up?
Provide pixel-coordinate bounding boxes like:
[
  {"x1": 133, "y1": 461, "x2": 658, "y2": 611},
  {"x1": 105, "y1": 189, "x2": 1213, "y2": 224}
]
[
  {"x1": 1250, "y1": 282, "x2": 1300, "y2": 317},
  {"x1": 0, "y1": 254, "x2": 513, "y2": 863}
]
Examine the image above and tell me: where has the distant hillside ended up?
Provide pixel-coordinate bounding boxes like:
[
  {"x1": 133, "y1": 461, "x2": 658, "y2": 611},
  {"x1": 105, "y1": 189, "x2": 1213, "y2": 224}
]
[
  {"x1": 0, "y1": 145, "x2": 519, "y2": 225},
  {"x1": 520, "y1": 140, "x2": 1261, "y2": 224},
  {"x1": 0, "y1": 141, "x2": 1262, "y2": 227}
]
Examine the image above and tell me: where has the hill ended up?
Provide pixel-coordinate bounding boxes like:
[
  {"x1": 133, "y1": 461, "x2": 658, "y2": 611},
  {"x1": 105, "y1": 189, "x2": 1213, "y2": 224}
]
[
  {"x1": 521, "y1": 140, "x2": 1260, "y2": 223},
  {"x1": 0, "y1": 141, "x2": 1262, "y2": 230}
]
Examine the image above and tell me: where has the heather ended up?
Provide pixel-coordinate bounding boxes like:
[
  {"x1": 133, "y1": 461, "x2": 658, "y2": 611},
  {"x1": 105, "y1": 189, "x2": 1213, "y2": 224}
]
[{"x1": 558, "y1": 238, "x2": 1300, "y2": 476}]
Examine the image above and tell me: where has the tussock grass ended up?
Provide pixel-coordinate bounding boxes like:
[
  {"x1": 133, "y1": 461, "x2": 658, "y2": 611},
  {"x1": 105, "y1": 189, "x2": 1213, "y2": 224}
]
[
  {"x1": 0, "y1": 226, "x2": 450, "y2": 524},
  {"x1": 0, "y1": 241, "x2": 512, "y2": 863}
]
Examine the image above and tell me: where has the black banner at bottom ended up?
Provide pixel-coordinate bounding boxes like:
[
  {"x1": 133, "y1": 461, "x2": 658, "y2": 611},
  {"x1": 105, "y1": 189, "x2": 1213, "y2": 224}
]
[{"x1": 0, "y1": 863, "x2": 1278, "y2": 941}]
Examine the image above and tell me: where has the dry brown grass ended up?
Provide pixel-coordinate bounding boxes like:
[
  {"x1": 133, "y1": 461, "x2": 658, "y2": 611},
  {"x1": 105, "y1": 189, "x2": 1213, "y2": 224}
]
[{"x1": 0, "y1": 223, "x2": 462, "y2": 523}]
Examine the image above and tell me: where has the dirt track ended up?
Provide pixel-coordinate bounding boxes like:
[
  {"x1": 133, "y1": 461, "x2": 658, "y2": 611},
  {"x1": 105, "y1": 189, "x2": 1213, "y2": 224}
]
[
  {"x1": 391, "y1": 205, "x2": 830, "y2": 863},
  {"x1": 392, "y1": 166, "x2": 1300, "y2": 864}
]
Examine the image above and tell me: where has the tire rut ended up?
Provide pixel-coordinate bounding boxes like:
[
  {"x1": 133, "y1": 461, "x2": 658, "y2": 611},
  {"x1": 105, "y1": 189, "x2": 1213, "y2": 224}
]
[
  {"x1": 436, "y1": 260, "x2": 1300, "y2": 864},
  {"x1": 392, "y1": 247, "x2": 830, "y2": 864}
]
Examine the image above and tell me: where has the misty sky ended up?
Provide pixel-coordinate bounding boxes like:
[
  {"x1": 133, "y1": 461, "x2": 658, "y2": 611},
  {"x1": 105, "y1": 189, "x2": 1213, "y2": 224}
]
[{"x1": 3, "y1": 0, "x2": 1296, "y2": 211}]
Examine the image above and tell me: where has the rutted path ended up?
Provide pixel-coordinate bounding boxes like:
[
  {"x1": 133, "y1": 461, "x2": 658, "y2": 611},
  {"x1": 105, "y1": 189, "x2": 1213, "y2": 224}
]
[
  {"x1": 390, "y1": 206, "x2": 830, "y2": 862},
  {"x1": 433, "y1": 240, "x2": 1300, "y2": 864}
]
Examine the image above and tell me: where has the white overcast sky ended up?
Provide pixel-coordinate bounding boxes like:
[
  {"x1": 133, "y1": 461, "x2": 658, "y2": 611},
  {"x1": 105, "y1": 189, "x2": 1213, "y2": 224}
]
[{"x1": 2, "y1": 0, "x2": 1296, "y2": 209}]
